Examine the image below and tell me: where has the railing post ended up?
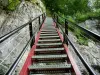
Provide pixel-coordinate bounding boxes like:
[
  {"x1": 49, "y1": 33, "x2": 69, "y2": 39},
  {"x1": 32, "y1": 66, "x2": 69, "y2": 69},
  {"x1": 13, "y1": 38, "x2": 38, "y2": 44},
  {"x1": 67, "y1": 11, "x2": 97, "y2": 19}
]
[
  {"x1": 56, "y1": 16, "x2": 58, "y2": 28},
  {"x1": 44, "y1": 13, "x2": 46, "y2": 18},
  {"x1": 42, "y1": 14, "x2": 44, "y2": 20},
  {"x1": 63, "y1": 19, "x2": 68, "y2": 45},
  {"x1": 54, "y1": 14, "x2": 56, "y2": 22},
  {"x1": 29, "y1": 22, "x2": 34, "y2": 48},
  {"x1": 39, "y1": 16, "x2": 41, "y2": 30},
  {"x1": 54, "y1": 14, "x2": 55, "y2": 19},
  {"x1": 65, "y1": 19, "x2": 68, "y2": 35},
  {"x1": 39, "y1": 16, "x2": 41, "y2": 25}
]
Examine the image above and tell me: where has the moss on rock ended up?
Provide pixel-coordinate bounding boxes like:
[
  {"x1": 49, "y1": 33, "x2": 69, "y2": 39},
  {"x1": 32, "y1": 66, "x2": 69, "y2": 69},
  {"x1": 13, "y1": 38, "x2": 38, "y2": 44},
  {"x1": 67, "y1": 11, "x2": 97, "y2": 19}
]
[
  {"x1": 31, "y1": 0, "x2": 45, "y2": 12},
  {"x1": 7, "y1": 0, "x2": 20, "y2": 11}
]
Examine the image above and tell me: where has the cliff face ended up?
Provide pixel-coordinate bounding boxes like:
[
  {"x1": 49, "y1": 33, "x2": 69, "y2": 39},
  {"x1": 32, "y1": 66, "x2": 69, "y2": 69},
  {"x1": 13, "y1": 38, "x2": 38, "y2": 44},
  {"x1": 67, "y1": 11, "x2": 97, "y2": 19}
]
[
  {"x1": 78, "y1": 19, "x2": 100, "y2": 35},
  {"x1": 0, "y1": 0, "x2": 45, "y2": 74},
  {"x1": 0, "y1": 0, "x2": 8, "y2": 7}
]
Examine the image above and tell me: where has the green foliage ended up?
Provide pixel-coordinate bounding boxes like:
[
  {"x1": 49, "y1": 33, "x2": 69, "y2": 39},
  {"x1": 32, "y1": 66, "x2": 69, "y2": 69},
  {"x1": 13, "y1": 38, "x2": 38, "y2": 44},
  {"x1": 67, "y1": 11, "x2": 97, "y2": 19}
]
[
  {"x1": 75, "y1": 28, "x2": 88, "y2": 45},
  {"x1": 67, "y1": 16, "x2": 76, "y2": 23},
  {"x1": 77, "y1": 37, "x2": 88, "y2": 45},
  {"x1": 42, "y1": 0, "x2": 100, "y2": 45},
  {"x1": 43, "y1": 0, "x2": 90, "y2": 15},
  {"x1": 46, "y1": 9, "x2": 51, "y2": 17},
  {"x1": 57, "y1": 13, "x2": 88, "y2": 45},
  {"x1": 89, "y1": 9, "x2": 100, "y2": 19},
  {"x1": 7, "y1": 0, "x2": 20, "y2": 11},
  {"x1": 94, "y1": 0, "x2": 100, "y2": 9},
  {"x1": 31, "y1": 0, "x2": 45, "y2": 12},
  {"x1": 31, "y1": 0, "x2": 37, "y2": 3},
  {"x1": 75, "y1": 12, "x2": 89, "y2": 22},
  {"x1": 75, "y1": 9, "x2": 100, "y2": 22},
  {"x1": 58, "y1": 12, "x2": 76, "y2": 24},
  {"x1": 69, "y1": 24, "x2": 88, "y2": 45},
  {"x1": 43, "y1": 0, "x2": 100, "y2": 22}
]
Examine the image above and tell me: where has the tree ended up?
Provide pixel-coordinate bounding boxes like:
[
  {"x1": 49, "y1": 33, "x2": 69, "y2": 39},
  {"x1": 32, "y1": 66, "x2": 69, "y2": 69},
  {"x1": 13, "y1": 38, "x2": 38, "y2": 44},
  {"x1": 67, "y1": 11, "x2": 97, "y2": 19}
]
[
  {"x1": 94, "y1": 0, "x2": 100, "y2": 9},
  {"x1": 43, "y1": 0, "x2": 90, "y2": 16}
]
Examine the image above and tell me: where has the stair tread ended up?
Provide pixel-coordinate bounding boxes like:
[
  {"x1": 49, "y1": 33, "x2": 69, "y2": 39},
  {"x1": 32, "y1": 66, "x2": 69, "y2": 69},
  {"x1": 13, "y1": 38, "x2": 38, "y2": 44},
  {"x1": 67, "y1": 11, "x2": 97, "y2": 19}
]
[
  {"x1": 38, "y1": 39, "x2": 61, "y2": 42},
  {"x1": 28, "y1": 24, "x2": 72, "y2": 74},
  {"x1": 40, "y1": 34, "x2": 58, "y2": 36},
  {"x1": 41, "y1": 32, "x2": 57, "y2": 34},
  {"x1": 30, "y1": 70, "x2": 71, "y2": 74},
  {"x1": 43, "y1": 25, "x2": 54, "y2": 26},
  {"x1": 42, "y1": 29, "x2": 56, "y2": 30},
  {"x1": 35, "y1": 48, "x2": 64, "y2": 51},
  {"x1": 43, "y1": 28, "x2": 55, "y2": 29},
  {"x1": 43, "y1": 27, "x2": 55, "y2": 28},
  {"x1": 30, "y1": 73, "x2": 70, "y2": 75},
  {"x1": 29, "y1": 63, "x2": 71, "y2": 69},
  {"x1": 37, "y1": 43, "x2": 62, "y2": 46},
  {"x1": 39, "y1": 36, "x2": 59, "y2": 38},
  {"x1": 32, "y1": 54, "x2": 67, "y2": 59},
  {"x1": 41, "y1": 30, "x2": 57, "y2": 32}
]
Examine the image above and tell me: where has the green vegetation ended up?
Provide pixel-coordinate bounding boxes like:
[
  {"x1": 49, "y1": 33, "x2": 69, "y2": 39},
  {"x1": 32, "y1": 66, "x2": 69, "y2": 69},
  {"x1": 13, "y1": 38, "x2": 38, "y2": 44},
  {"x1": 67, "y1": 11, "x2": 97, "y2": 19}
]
[
  {"x1": 46, "y1": 9, "x2": 51, "y2": 17},
  {"x1": 30, "y1": 0, "x2": 45, "y2": 12},
  {"x1": 74, "y1": 28, "x2": 88, "y2": 45},
  {"x1": 42, "y1": 0, "x2": 100, "y2": 45},
  {"x1": 43, "y1": 0, "x2": 90, "y2": 20},
  {"x1": 68, "y1": 23, "x2": 88, "y2": 45},
  {"x1": 7, "y1": 0, "x2": 20, "y2": 11},
  {"x1": 6, "y1": 0, "x2": 45, "y2": 12},
  {"x1": 75, "y1": 10, "x2": 100, "y2": 22},
  {"x1": 94, "y1": 0, "x2": 100, "y2": 9},
  {"x1": 43, "y1": 0, "x2": 100, "y2": 22}
]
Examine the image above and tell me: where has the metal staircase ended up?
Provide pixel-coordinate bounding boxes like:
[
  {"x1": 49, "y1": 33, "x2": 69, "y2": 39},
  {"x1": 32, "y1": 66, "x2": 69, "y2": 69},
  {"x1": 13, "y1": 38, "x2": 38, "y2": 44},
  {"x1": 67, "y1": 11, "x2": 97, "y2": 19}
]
[
  {"x1": 1, "y1": 13, "x2": 97, "y2": 75},
  {"x1": 27, "y1": 24, "x2": 76, "y2": 75}
]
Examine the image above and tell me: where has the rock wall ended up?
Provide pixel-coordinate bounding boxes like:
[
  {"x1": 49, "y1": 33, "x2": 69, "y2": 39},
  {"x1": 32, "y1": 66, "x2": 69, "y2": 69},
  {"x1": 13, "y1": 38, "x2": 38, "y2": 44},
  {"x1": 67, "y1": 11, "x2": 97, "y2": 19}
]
[
  {"x1": 74, "y1": 19, "x2": 100, "y2": 74},
  {"x1": 68, "y1": 31, "x2": 100, "y2": 74},
  {"x1": 78, "y1": 19, "x2": 100, "y2": 35},
  {"x1": 0, "y1": 0, "x2": 8, "y2": 7},
  {"x1": 0, "y1": 1, "x2": 45, "y2": 74}
]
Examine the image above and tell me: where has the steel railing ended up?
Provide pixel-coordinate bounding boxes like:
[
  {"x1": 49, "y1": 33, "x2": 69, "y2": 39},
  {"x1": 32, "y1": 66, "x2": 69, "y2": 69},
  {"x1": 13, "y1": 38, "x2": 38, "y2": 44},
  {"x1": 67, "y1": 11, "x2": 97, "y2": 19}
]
[
  {"x1": 0, "y1": 13, "x2": 46, "y2": 75},
  {"x1": 53, "y1": 13, "x2": 97, "y2": 75}
]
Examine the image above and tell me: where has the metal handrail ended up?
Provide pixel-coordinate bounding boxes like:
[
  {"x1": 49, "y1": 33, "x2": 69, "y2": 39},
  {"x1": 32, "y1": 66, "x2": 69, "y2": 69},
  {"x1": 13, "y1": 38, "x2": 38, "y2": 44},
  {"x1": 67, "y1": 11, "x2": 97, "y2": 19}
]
[
  {"x1": 5, "y1": 34, "x2": 35, "y2": 75},
  {"x1": 0, "y1": 13, "x2": 45, "y2": 43},
  {"x1": 53, "y1": 13, "x2": 96, "y2": 75},
  {"x1": 54, "y1": 13, "x2": 100, "y2": 42},
  {"x1": 0, "y1": 13, "x2": 46, "y2": 75}
]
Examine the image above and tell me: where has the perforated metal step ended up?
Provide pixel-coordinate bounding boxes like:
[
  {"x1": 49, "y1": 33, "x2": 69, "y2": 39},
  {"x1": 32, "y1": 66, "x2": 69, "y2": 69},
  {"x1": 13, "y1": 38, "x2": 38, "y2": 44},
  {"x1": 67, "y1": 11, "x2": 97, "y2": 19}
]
[
  {"x1": 41, "y1": 32, "x2": 58, "y2": 34},
  {"x1": 35, "y1": 48, "x2": 65, "y2": 55},
  {"x1": 43, "y1": 27, "x2": 56, "y2": 28},
  {"x1": 35, "y1": 48, "x2": 64, "y2": 51},
  {"x1": 30, "y1": 71, "x2": 72, "y2": 75},
  {"x1": 43, "y1": 26, "x2": 54, "y2": 27},
  {"x1": 38, "y1": 39, "x2": 61, "y2": 42},
  {"x1": 32, "y1": 54, "x2": 67, "y2": 62},
  {"x1": 29, "y1": 63, "x2": 71, "y2": 70},
  {"x1": 37, "y1": 43, "x2": 62, "y2": 46},
  {"x1": 29, "y1": 24, "x2": 74, "y2": 74},
  {"x1": 32, "y1": 54, "x2": 67, "y2": 59},
  {"x1": 42, "y1": 28, "x2": 56, "y2": 30},
  {"x1": 40, "y1": 34, "x2": 58, "y2": 36},
  {"x1": 30, "y1": 73, "x2": 71, "y2": 75},
  {"x1": 41, "y1": 30, "x2": 57, "y2": 32},
  {"x1": 42, "y1": 27, "x2": 56, "y2": 29},
  {"x1": 39, "y1": 36, "x2": 59, "y2": 39}
]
